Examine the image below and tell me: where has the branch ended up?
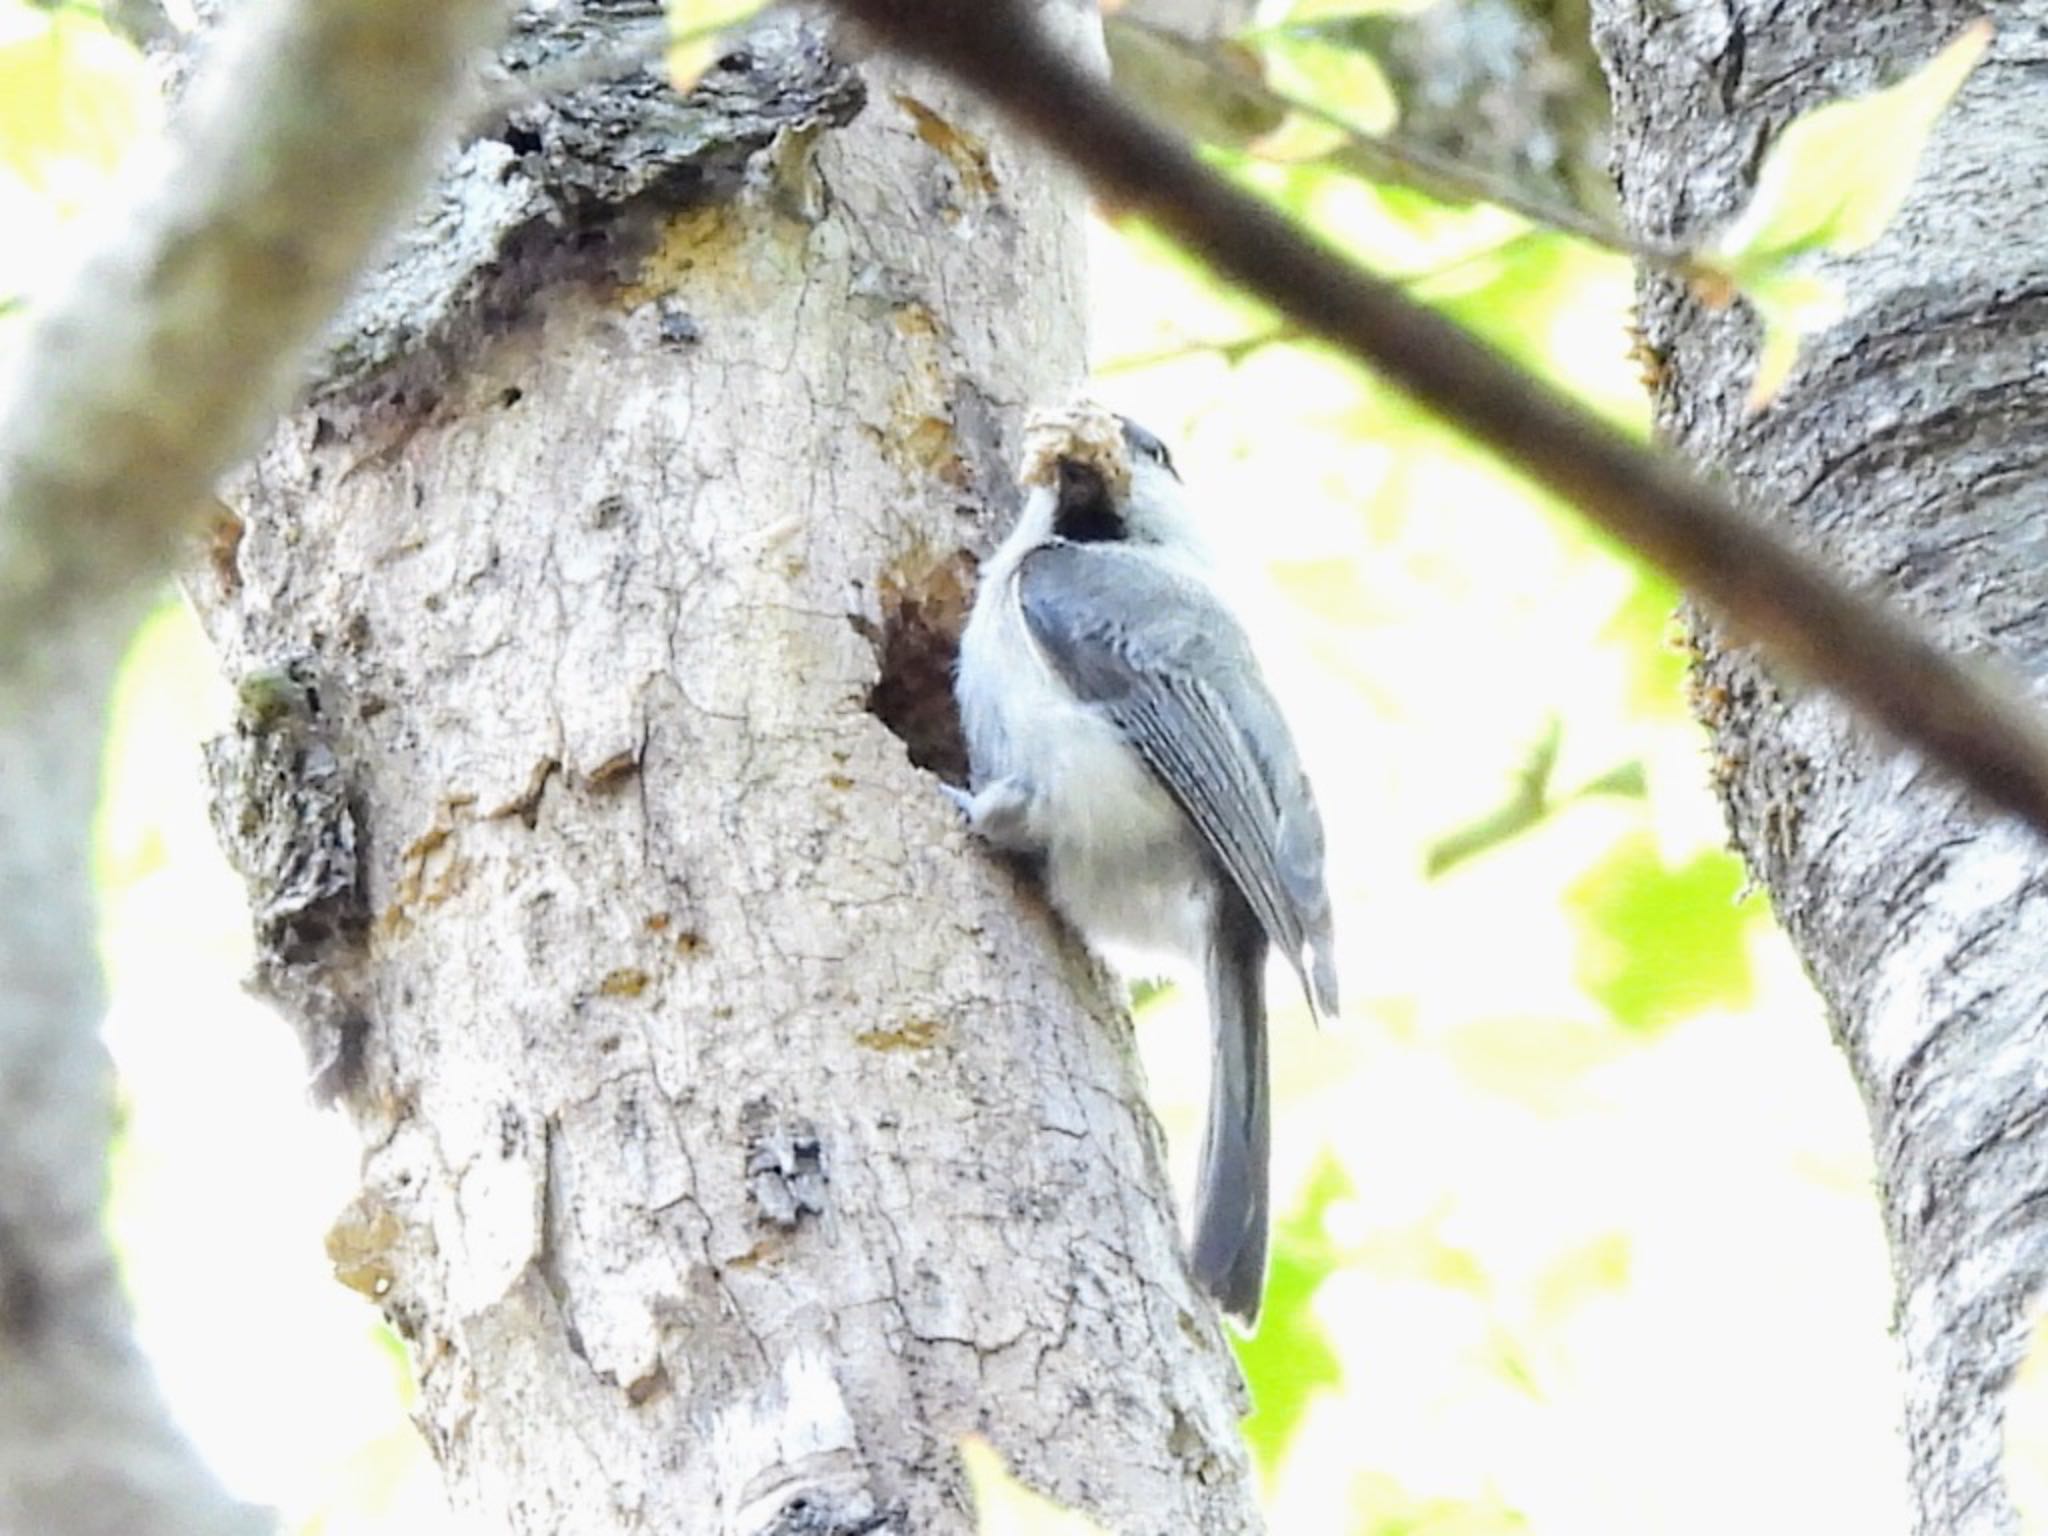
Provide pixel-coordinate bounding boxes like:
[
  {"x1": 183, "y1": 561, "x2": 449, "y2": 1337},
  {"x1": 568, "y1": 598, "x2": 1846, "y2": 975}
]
[
  {"x1": 1099, "y1": 322, "x2": 1299, "y2": 374},
  {"x1": 0, "y1": 0, "x2": 505, "y2": 655},
  {"x1": 1424, "y1": 720, "x2": 1646, "y2": 877},
  {"x1": 1097, "y1": 230, "x2": 1551, "y2": 374},
  {"x1": 1110, "y1": 13, "x2": 1673, "y2": 268},
  {"x1": 0, "y1": 0, "x2": 506, "y2": 1531},
  {"x1": 831, "y1": 0, "x2": 2048, "y2": 845}
]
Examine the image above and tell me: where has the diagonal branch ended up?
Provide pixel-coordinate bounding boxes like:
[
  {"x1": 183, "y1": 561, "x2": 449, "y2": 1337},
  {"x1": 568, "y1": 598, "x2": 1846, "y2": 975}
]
[
  {"x1": 830, "y1": 0, "x2": 2048, "y2": 845},
  {"x1": 0, "y1": 1, "x2": 506, "y2": 1532},
  {"x1": 0, "y1": 0, "x2": 504, "y2": 652}
]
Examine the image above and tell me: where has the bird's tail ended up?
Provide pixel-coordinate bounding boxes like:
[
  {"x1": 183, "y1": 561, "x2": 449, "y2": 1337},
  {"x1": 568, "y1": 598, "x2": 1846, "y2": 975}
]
[{"x1": 1190, "y1": 895, "x2": 1271, "y2": 1327}]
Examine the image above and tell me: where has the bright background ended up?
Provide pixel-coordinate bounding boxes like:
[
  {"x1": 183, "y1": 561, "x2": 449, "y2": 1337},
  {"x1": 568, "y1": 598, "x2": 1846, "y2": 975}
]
[{"x1": 2, "y1": 0, "x2": 1938, "y2": 1530}]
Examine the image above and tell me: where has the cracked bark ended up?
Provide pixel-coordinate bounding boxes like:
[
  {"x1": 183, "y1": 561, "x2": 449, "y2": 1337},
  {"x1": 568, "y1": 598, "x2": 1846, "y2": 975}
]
[
  {"x1": 193, "y1": 4, "x2": 1259, "y2": 1532},
  {"x1": 1594, "y1": 4, "x2": 2048, "y2": 1532}
]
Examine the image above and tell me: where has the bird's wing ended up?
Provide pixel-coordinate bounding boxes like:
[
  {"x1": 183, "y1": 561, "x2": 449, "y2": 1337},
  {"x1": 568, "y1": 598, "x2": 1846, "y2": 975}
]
[{"x1": 1015, "y1": 542, "x2": 1338, "y2": 1017}]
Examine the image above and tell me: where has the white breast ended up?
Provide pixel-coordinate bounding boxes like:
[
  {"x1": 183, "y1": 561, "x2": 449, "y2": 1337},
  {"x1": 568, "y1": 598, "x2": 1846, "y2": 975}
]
[{"x1": 956, "y1": 553, "x2": 1215, "y2": 971}]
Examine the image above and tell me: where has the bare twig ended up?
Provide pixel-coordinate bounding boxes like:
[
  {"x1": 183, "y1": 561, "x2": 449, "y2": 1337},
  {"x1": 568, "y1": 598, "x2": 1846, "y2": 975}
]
[
  {"x1": 830, "y1": 0, "x2": 2048, "y2": 842},
  {"x1": 1098, "y1": 230, "x2": 1549, "y2": 374},
  {"x1": 0, "y1": 0, "x2": 506, "y2": 1531},
  {"x1": 1425, "y1": 720, "x2": 1647, "y2": 877},
  {"x1": 1100, "y1": 322, "x2": 1300, "y2": 374},
  {"x1": 1108, "y1": 13, "x2": 1704, "y2": 279}
]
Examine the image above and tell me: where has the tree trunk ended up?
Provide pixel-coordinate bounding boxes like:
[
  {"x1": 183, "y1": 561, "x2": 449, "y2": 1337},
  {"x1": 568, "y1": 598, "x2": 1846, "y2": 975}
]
[
  {"x1": 194, "y1": 5, "x2": 1260, "y2": 1532},
  {"x1": 1593, "y1": 7, "x2": 2048, "y2": 1532}
]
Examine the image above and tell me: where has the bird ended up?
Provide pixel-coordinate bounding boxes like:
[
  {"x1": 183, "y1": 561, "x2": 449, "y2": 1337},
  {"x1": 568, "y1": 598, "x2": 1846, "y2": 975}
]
[{"x1": 950, "y1": 405, "x2": 1339, "y2": 1325}]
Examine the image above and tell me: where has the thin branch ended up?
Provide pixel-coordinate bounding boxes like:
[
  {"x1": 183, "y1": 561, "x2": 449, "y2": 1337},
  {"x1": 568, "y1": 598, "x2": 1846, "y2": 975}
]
[
  {"x1": 1109, "y1": 13, "x2": 1699, "y2": 278},
  {"x1": 1099, "y1": 231, "x2": 1549, "y2": 373},
  {"x1": 1099, "y1": 322, "x2": 1299, "y2": 374},
  {"x1": 0, "y1": 0, "x2": 506, "y2": 1531},
  {"x1": 1425, "y1": 720, "x2": 1647, "y2": 877},
  {"x1": 1115, "y1": 226, "x2": 1562, "y2": 372},
  {"x1": 830, "y1": 0, "x2": 2048, "y2": 843}
]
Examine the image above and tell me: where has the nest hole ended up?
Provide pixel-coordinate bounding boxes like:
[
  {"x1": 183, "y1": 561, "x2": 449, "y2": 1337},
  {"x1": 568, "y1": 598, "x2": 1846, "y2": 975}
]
[{"x1": 861, "y1": 550, "x2": 976, "y2": 785}]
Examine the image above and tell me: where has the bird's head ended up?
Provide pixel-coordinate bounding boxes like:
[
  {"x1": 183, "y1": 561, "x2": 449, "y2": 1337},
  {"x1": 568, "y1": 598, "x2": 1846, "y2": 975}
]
[{"x1": 1042, "y1": 414, "x2": 1195, "y2": 553}]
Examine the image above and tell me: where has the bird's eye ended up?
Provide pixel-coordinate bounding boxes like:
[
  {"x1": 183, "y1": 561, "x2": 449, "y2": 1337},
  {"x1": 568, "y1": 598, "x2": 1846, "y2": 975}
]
[{"x1": 1119, "y1": 417, "x2": 1180, "y2": 478}]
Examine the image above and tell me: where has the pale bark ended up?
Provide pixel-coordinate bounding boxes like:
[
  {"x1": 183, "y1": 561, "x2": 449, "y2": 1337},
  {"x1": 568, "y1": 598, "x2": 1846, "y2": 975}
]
[
  {"x1": 196, "y1": 5, "x2": 1260, "y2": 1533},
  {"x1": 1594, "y1": 7, "x2": 2048, "y2": 1532},
  {"x1": 0, "y1": 0, "x2": 503, "y2": 1531}
]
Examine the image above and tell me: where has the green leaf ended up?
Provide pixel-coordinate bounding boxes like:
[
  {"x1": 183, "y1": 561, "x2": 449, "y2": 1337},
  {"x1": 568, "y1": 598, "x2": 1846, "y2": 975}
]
[
  {"x1": 1601, "y1": 571, "x2": 1688, "y2": 720},
  {"x1": 1712, "y1": 20, "x2": 1990, "y2": 268},
  {"x1": 1234, "y1": 1155, "x2": 1348, "y2": 1474},
  {"x1": 1423, "y1": 718, "x2": 1559, "y2": 878},
  {"x1": 1702, "y1": 20, "x2": 1989, "y2": 405},
  {"x1": 1566, "y1": 832, "x2": 1752, "y2": 1033},
  {"x1": 1740, "y1": 268, "x2": 1844, "y2": 408},
  {"x1": 961, "y1": 1438, "x2": 1109, "y2": 1536},
  {"x1": 1353, "y1": 1481, "x2": 1532, "y2": 1536},
  {"x1": 1533, "y1": 1231, "x2": 1631, "y2": 1324},
  {"x1": 0, "y1": 3, "x2": 153, "y2": 308},
  {"x1": 1128, "y1": 975, "x2": 1175, "y2": 1013},
  {"x1": 663, "y1": 0, "x2": 757, "y2": 30}
]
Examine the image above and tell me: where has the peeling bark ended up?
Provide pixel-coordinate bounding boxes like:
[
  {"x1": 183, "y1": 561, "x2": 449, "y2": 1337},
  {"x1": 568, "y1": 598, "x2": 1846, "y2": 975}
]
[
  {"x1": 196, "y1": 4, "x2": 1261, "y2": 1531},
  {"x1": 1594, "y1": 5, "x2": 2048, "y2": 1531}
]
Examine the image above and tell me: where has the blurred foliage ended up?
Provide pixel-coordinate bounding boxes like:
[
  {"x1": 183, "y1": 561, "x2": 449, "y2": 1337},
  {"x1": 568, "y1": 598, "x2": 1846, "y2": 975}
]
[
  {"x1": 1423, "y1": 717, "x2": 1645, "y2": 878},
  {"x1": 1566, "y1": 834, "x2": 1749, "y2": 1034},
  {"x1": 1257, "y1": 26, "x2": 1398, "y2": 158},
  {"x1": 1120, "y1": 0, "x2": 1982, "y2": 416},
  {"x1": 1308, "y1": 0, "x2": 1615, "y2": 221},
  {"x1": 1239, "y1": 1157, "x2": 1350, "y2": 1475},
  {"x1": 25, "y1": 0, "x2": 1922, "y2": 1532},
  {"x1": 0, "y1": 0, "x2": 155, "y2": 323}
]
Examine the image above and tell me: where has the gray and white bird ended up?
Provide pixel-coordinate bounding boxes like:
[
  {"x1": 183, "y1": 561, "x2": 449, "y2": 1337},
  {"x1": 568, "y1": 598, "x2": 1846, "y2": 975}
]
[{"x1": 952, "y1": 408, "x2": 1339, "y2": 1325}]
